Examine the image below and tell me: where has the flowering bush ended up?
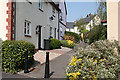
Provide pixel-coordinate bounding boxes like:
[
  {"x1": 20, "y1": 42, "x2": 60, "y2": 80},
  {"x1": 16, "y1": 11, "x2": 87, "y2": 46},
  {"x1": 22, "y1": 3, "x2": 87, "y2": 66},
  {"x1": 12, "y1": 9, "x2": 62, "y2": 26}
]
[
  {"x1": 65, "y1": 31, "x2": 80, "y2": 43},
  {"x1": 66, "y1": 40, "x2": 120, "y2": 79},
  {"x1": 67, "y1": 40, "x2": 74, "y2": 45},
  {"x1": 61, "y1": 40, "x2": 76, "y2": 49}
]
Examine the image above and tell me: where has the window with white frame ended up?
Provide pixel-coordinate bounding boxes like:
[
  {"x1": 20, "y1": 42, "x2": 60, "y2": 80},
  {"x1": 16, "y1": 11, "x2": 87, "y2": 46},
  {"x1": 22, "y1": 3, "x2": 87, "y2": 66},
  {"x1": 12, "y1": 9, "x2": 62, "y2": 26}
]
[
  {"x1": 39, "y1": 0, "x2": 42, "y2": 10},
  {"x1": 24, "y1": 20, "x2": 31, "y2": 36}
]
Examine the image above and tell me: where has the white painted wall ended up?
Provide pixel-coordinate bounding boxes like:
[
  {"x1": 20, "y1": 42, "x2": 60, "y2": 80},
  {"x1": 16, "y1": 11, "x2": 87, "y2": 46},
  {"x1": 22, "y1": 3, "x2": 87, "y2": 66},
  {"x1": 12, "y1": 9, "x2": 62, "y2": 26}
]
[
  {"x1": 107, "y1": 1, "x2": 119, "y2": 41},
  {"x1": 59, "y1": 0, "x2": 67, "y2": 40},
  {"x1": 15, "y1": 1, "x2": 59, "y2": 49},
  {"x1": 0, "y1": 1, "x2": 8, "y2": 41},
  {"x1": 86, "y1": 15, "x2": 101, "y2": 31}
]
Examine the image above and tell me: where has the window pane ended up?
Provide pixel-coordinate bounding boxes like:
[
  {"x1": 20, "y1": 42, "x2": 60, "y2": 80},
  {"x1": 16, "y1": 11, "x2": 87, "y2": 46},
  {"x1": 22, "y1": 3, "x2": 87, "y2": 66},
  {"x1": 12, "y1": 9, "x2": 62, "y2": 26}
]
[
  {"x1": 24, "y1": 22, "x2": 26, "y2": 34},
  {"x1": 39, "y1": 0, "x2": 42, "y2": 9},
  {"x1": 27, "y1": 23, "x2": 29, "y2": 34},
  {"x1": 50, "y1": 27, "x2": 52, "y2": 36}
]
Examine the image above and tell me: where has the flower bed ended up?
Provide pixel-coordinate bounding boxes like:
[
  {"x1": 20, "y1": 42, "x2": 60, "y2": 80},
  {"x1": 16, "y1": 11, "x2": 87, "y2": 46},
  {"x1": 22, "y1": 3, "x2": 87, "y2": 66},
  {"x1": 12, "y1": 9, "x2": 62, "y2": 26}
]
[{"x1": 66, "y1": 40, "x2": 120, "y2": 79}]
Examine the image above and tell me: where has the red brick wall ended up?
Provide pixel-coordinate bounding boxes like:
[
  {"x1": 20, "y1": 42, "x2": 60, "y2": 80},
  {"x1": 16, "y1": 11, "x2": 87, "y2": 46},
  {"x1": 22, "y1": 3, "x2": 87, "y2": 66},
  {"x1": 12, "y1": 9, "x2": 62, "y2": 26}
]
[{"x1": 6, "y1": 0, "x2": 14, "y2": 40}]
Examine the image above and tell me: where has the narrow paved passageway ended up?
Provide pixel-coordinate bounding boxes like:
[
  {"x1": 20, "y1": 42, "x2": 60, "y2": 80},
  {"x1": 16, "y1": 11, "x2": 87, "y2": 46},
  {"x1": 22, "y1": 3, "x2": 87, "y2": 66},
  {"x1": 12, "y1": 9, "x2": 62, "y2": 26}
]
[{"x1": 18, "y1": 42, "x2": 88, "y2": 78}]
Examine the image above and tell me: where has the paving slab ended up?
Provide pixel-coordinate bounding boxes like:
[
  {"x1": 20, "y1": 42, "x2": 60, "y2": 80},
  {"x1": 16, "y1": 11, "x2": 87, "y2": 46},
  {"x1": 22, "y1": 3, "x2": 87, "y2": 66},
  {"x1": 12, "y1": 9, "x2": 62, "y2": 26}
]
[
  {"x1": 34, "y1": 47, "x2": 72, "y2": 65},
  {"x1": 18, "y1": 50, "x2": 75, "y2": 78}
]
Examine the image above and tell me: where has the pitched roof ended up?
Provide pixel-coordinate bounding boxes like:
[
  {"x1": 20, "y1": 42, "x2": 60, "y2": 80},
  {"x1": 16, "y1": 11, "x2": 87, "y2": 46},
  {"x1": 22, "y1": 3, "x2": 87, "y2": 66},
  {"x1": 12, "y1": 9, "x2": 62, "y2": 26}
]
[
  {"x1": 66, "y1": 22, "x2": 75, "y2": 29},
  {"x1": 84, "y1": 16, "x2": 92, "y2": 23},
  {"x1": 82, "y1": 14, "x2": 96, "y2": 23}
]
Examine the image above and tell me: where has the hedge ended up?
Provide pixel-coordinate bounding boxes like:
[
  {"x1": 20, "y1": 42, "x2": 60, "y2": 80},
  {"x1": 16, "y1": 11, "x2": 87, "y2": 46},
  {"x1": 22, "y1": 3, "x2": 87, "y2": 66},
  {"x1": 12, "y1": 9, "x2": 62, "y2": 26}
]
[
  {"x1": 50, "y1": 39, "x2": 61, "y2": 50},
  {"x1": 66, "y1": 40, "x2": 120, "y2": 79},
  {"x1": 2, "y1": 40, "x2": 35, "y2": 74},
  {"x1": 65, "y1": 31, "x2": 80, "y2": 43}
]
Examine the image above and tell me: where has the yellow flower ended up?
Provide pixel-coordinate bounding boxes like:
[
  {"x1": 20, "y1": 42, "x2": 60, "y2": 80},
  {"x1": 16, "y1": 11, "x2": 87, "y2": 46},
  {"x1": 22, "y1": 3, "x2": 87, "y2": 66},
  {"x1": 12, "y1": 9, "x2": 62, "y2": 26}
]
[
  {"x1": 83, "y1": 77, "x2": 86, "y2": 79},
  {"x1": 69, "y1": 56, "x2": 77, "y2": 66},
  {"x1": 89, "y1": 58, "x2": 92, "y2": 62},
  {"x1": 67, "y1": 40, "x2": 73, "y2": 45},
  {"x1": 93, "y1": 75, "x2": 97, "y2": 80},
  {"x1": 77, "y1": 58, "x2": 82, "y2": 62},
  {"x1": 67, "y1": 73, "x2": 72, "y2": 76},
  {"x1": 67, "y1": 72, "x2": 81, "y2": 79},
  {"x1": 76, "y1": 71, "x2": 81, "y2": 75},
  {"x1": 82, "y1": 63, "x2": 84, "y2": 66},
  {"x1": 72, "y1": 73, "x2": 78, "y2": 79},
  {"x1": 93, "y1": 60, "x2": 97, "y2": 65},
  {"x1": 100, "y1": 58, "x2": 106, "y2": 62}
]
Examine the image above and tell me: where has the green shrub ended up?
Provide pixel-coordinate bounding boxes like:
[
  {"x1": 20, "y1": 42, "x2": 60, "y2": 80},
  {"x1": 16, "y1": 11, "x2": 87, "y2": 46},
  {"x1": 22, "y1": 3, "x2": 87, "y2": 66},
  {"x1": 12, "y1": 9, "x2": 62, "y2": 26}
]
[
  {"x1": 61, "y1": 40, "x2": 76, "y2": 49},
  {"x1": 66, "y1": 40, "x2": 120, "y2": 79},
  {"x1": 87, "y1": 25, "x2": 107, "y2": 44},
  {"x1": 2, "y1": 40, "x2": 35, "y2": 74},
  {"x1": 50, "y1": 39, "x2": 61, "y2": 49},
  {"x1": 65, "y1": 31, "x2": 80, "y2": 43},
  {"x1": 0, "y1": 38, "x2": 2, "y2": 70}
]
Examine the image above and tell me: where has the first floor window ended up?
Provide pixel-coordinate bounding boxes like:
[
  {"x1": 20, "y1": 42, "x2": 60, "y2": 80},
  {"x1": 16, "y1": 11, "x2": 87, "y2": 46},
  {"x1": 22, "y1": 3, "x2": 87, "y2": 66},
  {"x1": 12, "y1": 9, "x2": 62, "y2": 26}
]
[
  {"x1": 39, "y1": 0, "x2": 42, "y2": 10},
  {"x1": 24, "y1": 20, "x2": 31, "y2": 36}
]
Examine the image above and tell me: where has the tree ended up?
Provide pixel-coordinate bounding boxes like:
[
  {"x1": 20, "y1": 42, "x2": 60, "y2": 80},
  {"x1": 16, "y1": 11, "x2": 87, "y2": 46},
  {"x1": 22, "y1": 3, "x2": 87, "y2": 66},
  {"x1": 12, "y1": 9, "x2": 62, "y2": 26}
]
[
  {"x1": 87, "y1": 25, "x2": 107, "y2": 44},
  {"x1": 75, "y1": 18, "x2": 86, "y2": 32},
  {"x1": 96, "y1": 0, "x2": 107, "y2": 20}
]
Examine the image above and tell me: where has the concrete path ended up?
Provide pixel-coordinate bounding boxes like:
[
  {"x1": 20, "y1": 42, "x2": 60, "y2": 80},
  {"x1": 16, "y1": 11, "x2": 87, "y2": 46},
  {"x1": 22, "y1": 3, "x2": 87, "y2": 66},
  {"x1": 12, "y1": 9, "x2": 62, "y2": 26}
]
[
  {"x1": 34, "y1": 47, "x2": 72, "y2": 64},
  {"x1": 18, "y1": 42, "x2": 88, "y2": 78},
  {"x1": 18, "y1": 49, "x2": 75, "y2": 78}
]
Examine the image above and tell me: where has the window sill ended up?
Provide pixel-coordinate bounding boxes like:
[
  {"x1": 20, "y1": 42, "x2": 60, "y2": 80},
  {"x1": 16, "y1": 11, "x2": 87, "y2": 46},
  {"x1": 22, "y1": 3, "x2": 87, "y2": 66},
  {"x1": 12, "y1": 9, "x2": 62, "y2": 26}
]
[
  {"x1": 39, "y1": 8, "x2": 43, "y2": 12},
  {"x1": 24, "y1": 35, "x2": 31, "y2": 37}
]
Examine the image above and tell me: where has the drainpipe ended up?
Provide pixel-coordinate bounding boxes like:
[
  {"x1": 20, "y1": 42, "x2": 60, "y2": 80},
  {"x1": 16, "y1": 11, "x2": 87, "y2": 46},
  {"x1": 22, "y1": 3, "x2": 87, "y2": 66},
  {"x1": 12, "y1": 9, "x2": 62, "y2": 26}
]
[
  {"x1": 13, "y1": 1, "x2": 16, "y2": 40},
  {"x1": 58, "y1": 11, "x2": 60, "y2": 40}
]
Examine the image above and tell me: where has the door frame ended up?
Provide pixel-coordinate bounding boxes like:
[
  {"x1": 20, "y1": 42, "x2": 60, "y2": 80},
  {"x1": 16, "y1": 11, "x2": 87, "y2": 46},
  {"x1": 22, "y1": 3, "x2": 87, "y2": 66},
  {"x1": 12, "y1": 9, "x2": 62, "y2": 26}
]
[{"x1": 38, "y1": 25, "x2": 42, "y2": 50}]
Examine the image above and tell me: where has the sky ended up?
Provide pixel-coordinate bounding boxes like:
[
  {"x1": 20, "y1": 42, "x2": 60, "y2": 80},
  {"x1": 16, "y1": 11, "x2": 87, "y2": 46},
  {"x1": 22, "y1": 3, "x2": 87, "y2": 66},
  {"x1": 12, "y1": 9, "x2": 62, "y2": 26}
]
[{"x1": 66, "y1": 2, "x2": 98, "y2": 22}]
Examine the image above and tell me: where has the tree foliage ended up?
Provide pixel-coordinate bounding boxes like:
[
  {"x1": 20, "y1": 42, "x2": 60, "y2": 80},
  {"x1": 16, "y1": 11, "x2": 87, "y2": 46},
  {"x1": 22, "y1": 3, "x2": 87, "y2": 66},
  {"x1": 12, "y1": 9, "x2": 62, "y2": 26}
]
[
  {"x1": 97, "y1": 0, "x2": 107, "y2": 20},
  {"x1": 87, "y1": 25, "x2": 107, "y2": 44}
]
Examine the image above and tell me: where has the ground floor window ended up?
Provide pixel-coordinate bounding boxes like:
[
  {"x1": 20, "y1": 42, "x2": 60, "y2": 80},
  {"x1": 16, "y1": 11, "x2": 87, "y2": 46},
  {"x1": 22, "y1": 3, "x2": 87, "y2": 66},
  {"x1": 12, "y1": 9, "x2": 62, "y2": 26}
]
[{"x1": 24, "y1": 20, "x2": 31, "y2": 36}]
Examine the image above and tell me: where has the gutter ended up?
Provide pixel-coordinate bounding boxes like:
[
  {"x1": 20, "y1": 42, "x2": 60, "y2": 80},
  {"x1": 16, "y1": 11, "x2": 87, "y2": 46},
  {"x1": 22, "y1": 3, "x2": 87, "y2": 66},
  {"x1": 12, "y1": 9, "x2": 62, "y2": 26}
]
[
  {"x1": 13, "y1": 1, "x2": 16, "y2": 40},
  {"x1": 46, "y1": 0, "x2": 61, "y2": 11}
]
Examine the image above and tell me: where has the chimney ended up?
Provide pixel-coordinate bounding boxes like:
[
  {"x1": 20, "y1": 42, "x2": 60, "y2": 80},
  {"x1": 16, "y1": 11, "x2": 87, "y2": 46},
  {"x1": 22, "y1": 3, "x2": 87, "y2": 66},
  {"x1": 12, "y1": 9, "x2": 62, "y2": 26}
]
[
  {"x1": 89, "y1": 13, "x2": 92, "y2": 16},
  {"x1": 74, "y1": 21, "x2": 76, "y2": 24}
]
